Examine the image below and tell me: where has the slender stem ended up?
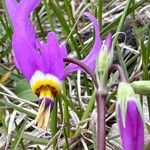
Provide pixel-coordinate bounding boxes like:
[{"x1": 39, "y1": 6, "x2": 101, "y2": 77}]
[
  {"x1": 109, "y1": 64, "x2": 126, "y2": 82},
  {"x1": 112, "y1": 0, "x2": 133, "y2": 81},
  {"x1": 62, "y1": 82, "x2": 70, "y2": 136},
  {"x1": 65, "y1": 57, "x2": 96, "y2": 94},
  {"x1": 96, "y1": 91, "x2": 106, "y2": 150},
  {"x1": 64, "y1": 58, "x2": 98, "y2": 89},
  {"x1": 116, "y1": 45, "x2": 129, "y2": 81},
  {"x1": 112, "y1": 0, "x2": 132, "y2": 45}
]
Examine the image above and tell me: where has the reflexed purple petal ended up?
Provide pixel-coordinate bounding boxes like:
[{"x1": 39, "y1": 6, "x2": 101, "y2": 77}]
[
  {"x1": 82, "y1": 12, "x2": 102, "y2": 65},
  {"x1": 118, "y1": 100, "x2": 144, "y2": 150},
  {"x1": 64, "y1": 12, "x2": 102, "y2": 77},
  {"x1": 19, "y1": 0, "x2": 41, "y2": 15},
  {"x1": 104, "y1": 33, "x2": 112, "y2": 51},
  {"x1": 6, "y1": 0, "x2": 38, "y2": 44},
  {"x1": 40, "y1": 32, "x2": 65, "y2": 79},
  {"x1": 12, "y1": 35, "x2": 43, "y2": 80},
  {"x1": 6, "y1": 0, "x2": 44, "y2": 80},
  {"x1": 6, "y1": 0, "x2": 41, "y2": 20}
]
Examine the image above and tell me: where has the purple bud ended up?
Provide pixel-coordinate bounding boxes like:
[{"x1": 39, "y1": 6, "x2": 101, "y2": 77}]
[
  {"x1": 117, "y1": 99, "x2": 144, "y2": 150},
  {"x1": 104, "y1": 33, "x2": 112, "y2": 51}
]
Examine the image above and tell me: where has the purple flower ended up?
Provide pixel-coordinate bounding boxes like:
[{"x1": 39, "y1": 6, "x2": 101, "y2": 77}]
[
  {"x1": 117, "y1": 83, "x2": 144, "y2": 150},
  {"x1": 6, "y1": 0, "x2": 104, "y2": 129},
  {"x1": 64, "y1": 12, "x2": 102, "y2": 75}
]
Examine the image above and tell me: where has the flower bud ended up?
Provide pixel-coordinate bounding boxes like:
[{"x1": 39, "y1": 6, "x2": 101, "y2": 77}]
[
  {"x1": 117, "y1": 82, "x2": 144, "y2": 150},
  {"x1": 96, "y1": 33, "x2": 113, "y2": 85}
]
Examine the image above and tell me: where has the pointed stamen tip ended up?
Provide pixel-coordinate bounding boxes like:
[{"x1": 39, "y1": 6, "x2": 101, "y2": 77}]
[
  {"x1": 45, "y1": 98, "x2": 54, "y2": 112},
  {"x1": 38, "y1": 97, "x2": 54, "y2": 112},
  {"x1": 45, "y1": 98, "x2": 51, "y2": 107}
]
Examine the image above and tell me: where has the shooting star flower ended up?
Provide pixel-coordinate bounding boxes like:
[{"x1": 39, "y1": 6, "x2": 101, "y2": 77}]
[{"x1": 6, "y1": 0, "x2": 104, "y2": 130}]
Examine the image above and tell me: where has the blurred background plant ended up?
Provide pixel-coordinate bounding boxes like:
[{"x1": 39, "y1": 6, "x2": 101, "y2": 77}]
[{"x1": 0, "y1": 0, "x2": 150, "y2": 149}]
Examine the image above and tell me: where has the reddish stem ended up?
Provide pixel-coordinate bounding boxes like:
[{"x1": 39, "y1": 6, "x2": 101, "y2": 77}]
[
  {"x1": 96, "y1": 91, "x2": 106, "y2": 150},
  {"x1": 109, "y1": 64, "x2": 127, "y2": 82},
  {"x1": 64, "y1": 57, "x2": 98, "y2": 89}
]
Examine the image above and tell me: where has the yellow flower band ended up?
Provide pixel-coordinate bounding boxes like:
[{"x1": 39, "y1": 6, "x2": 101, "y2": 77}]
[{"x1": 30, "y1": 70, "x2": 62, "y2": 96}]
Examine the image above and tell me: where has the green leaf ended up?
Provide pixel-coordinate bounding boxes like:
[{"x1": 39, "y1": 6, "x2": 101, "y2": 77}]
[
  {"x1": 15, "y1": 79, "x2": 31, "y2": 92},
  {"x1": 17, "y1": 89, "x2": 37, "y2": 102},
  {"x1": 15, "y1": 79, "x2": 37, "y2": 101},
  {"x1": 11, "y1": 119, "x2": 27, "y2": 150}
]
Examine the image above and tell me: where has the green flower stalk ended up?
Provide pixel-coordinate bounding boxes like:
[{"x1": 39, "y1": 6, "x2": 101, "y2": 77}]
[{"x1": 131, "y1": 81, "x2": 150, "y2": 95}]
